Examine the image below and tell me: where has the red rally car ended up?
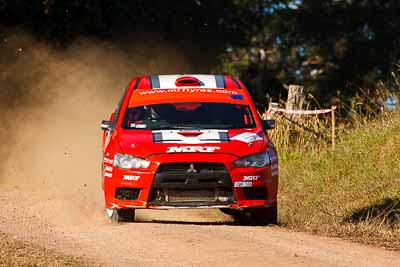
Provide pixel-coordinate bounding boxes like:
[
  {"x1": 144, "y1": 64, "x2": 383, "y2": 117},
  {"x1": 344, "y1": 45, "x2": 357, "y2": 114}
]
[{"x1": 101, "y1": 74, "x2": 278, "y2": 224}]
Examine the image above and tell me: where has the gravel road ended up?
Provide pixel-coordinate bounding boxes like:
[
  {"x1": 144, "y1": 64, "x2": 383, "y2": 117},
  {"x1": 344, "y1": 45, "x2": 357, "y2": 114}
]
[{"x1": 0, "y1": 185, "x2": 399, "y2": 267}]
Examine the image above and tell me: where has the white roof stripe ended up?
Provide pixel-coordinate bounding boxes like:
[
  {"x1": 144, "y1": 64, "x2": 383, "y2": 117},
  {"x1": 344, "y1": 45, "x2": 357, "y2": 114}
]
[{"x1": 157, "y1": 75, "x2": 217, "y2": 89}]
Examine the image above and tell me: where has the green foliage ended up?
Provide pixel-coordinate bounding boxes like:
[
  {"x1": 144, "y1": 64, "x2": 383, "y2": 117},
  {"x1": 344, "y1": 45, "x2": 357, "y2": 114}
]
[{"x1": 218, "y1": 0, "x2": 400, "y2": 106}]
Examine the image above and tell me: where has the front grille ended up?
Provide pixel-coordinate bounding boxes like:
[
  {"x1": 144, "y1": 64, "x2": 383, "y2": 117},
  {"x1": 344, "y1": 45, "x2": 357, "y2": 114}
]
[
  {"x1": 167, "y1": 189, "x2": 216, "y2": 202},
  {"x1": 149, "y1": 163, "x2": 235, "y2": 206},
  {"x1": 157, "y1": 163, "x2": 227, "y2": 174}
]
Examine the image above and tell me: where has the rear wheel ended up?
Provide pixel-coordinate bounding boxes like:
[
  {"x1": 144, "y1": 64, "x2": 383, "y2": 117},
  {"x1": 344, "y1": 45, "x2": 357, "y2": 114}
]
[{"x1": 106, "y1": 208, "x2": 136, "y2": 222}]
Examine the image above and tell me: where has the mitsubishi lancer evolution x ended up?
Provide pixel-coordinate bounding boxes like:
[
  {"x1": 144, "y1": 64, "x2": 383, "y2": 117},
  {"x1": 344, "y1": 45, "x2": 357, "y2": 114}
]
[{"x1": 101, "y1": 75, "x2": 278, "y2": 224}]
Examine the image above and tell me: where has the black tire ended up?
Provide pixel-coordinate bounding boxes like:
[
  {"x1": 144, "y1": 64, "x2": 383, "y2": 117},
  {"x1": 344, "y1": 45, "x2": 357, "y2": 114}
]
[
  {"x1": 106, "y1": 208, "x2": 136, "y2": 222},
  {"x1": 219, "y1": 208, "x2": 240, "y2": 216},
  {"x1": 233, "y1": 207, "x2": 278, "y2": 226},
  {"x1": 251, "y1": 206, "x2": 278, "y2": 225}
]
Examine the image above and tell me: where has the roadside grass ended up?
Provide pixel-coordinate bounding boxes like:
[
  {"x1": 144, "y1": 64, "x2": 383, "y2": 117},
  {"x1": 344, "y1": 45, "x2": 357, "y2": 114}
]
[{"x1": 277, "y1": 109, "x2": 400, "y2": 250}]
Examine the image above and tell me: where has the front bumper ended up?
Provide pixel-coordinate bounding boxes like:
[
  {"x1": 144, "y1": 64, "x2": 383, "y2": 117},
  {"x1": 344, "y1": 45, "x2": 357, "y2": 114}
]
[{"x1": 103, "y1": 153, "x2": 278, "y2": 209}]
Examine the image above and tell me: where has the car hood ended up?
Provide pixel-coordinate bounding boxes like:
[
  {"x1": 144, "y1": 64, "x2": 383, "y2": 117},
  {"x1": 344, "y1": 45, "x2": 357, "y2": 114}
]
[{"x1": 117, "y1": 128, "x2": 267, "y2": 159}]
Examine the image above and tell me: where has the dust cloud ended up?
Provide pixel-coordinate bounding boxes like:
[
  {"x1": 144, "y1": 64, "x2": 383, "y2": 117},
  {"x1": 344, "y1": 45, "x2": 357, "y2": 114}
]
[{"x1": 0, "y1": 29, "x2": 196, "y2": 224}]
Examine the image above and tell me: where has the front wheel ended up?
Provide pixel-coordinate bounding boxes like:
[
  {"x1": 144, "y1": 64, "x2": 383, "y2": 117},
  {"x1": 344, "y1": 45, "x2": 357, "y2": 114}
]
[
  {"x1": 251, "y1": 206, "x2": 277, "y2": 225},
  {"x1": 219, "y1": 208, "x2": 240, "y2": 216},
  {"x1": 233, "y1": 207, "x2": 278, "y2": 225},
  {"x1": 106, "y1": 208, "x2": 136, "y2": 222}
]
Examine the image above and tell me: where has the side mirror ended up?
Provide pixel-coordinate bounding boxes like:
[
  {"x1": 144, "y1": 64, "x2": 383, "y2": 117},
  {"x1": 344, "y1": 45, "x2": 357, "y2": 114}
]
[
  {"x1": 101, "y1": 120, "x2": 114, "y2": 131},
  {"x1": 261, "y1": 119, "x2": 276, "y2": 130},
  {"x1": 110, "y1": 112, "x2": 115, "y2": 122}
]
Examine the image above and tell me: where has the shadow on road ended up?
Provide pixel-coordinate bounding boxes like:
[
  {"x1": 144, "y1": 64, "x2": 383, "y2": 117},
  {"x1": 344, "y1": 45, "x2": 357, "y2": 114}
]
[{"x1": 135, "y1": 219, "x2": 238, "y2": 226}]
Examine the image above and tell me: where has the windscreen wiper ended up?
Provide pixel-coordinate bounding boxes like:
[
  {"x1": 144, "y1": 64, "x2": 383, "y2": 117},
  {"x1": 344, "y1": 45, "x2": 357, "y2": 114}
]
[
  {"x1": 149, "y1": 122, "x2": 196, "y2": 130},
  {"x1": 153, "y1": 126, "x2": 195, "y2": 130}
]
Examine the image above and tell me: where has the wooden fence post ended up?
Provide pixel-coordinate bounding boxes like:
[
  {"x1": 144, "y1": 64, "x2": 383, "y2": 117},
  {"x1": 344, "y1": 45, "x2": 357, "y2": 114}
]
[
  {"x1": 286, "y1": 85, "x2": 305, "y2": 114},
  {"x1": 286, "y1": 85, "x2": 305, "y2": 144},
  {"x1": 331, "y1": 106, "x2": 336, "y2": 151}
]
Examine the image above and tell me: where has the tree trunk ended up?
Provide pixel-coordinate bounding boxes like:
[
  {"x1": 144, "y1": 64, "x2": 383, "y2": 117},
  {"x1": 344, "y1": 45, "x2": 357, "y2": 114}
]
[
  {"x1": 286, "y1": 85, "x2": 305, "y2": 112},
  {"x1": 285, "y1": 85, "x2": 305, "y2": 146}
]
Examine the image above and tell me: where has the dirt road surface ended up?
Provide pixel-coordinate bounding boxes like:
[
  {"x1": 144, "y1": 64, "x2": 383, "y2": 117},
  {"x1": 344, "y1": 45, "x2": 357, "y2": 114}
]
[{"x1": 0, "y1": 185, "x2": 399, "y2": 267}]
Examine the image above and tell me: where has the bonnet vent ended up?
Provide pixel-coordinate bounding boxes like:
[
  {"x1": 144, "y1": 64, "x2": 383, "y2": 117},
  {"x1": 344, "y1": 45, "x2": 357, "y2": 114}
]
[{"x1": 175, "y1": 76, "x2": 201, "y2": 87}]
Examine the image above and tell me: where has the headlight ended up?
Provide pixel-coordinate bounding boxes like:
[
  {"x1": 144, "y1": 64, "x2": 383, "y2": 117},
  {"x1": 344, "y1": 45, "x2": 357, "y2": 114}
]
[
  {"x1": 234, "y1": 151, "x2": 270, "y2": 168},
  {"x1": 114, "y1": 153, "x2": 150, "y2": 169}
]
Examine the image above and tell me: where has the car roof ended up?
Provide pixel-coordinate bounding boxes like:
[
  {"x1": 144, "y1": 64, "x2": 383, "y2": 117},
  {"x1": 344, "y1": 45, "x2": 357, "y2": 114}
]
[
  {"x1": 129, "y1": 74, "x2": 245, "y2": 90},
  {"x1": 127, "y1": 74, "x2": 250, "y2": 107}
]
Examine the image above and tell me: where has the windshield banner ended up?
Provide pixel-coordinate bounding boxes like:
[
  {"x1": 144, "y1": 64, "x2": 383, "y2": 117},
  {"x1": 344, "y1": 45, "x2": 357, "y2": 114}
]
[{"x1": 152, "y1": 130, "x2": 229, "y2": 144}]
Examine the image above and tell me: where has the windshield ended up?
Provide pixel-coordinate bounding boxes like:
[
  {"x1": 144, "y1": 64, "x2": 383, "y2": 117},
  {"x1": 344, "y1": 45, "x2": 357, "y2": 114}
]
[{"x1": 122, "y1": 102, "x2": 256, "y2": 130}]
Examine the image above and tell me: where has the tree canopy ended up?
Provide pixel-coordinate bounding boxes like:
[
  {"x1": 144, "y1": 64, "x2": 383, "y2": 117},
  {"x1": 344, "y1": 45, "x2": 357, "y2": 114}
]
[{"x1": 1, "y1": 0, "x2": 399, "y2": 106}]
